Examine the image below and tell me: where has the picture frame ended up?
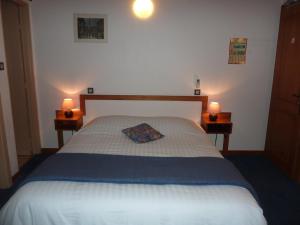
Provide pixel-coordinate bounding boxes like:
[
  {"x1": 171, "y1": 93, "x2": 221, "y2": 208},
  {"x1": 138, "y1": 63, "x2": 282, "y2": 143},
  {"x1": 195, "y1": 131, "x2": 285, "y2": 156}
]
[
  {"x1": 228, "y1": 38, "x2": 247, "y2": 64},
  {"x1": 74, "y1": 13, "x2": 107, "y2": 43}
]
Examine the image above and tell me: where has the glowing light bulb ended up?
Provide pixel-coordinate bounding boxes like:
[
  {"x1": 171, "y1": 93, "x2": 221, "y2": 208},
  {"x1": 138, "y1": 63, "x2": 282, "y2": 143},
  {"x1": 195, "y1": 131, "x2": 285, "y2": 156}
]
[{"x1": 132, "y1": 0, "x2": 154, "y2": 20}]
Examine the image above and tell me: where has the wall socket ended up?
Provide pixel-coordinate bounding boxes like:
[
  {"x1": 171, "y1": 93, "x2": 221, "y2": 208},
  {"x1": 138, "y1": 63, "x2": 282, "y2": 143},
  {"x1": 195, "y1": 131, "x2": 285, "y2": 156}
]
[
  {"x1": 0, "y1": 62, "x2": 4, "y2": 71},
  {"x1": 87, "y1": 87, "x2": 94, "y2": 94}
]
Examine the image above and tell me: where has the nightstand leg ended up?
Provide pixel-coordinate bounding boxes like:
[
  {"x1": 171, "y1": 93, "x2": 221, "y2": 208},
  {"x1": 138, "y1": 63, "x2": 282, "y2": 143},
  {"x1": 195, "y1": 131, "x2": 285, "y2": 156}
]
[
  {"x1": 223, "y1": 134, "x2": 230, "y2": 153},
  {"x1": 57, "y1": 130, "x2": 64, "y2": 149}
]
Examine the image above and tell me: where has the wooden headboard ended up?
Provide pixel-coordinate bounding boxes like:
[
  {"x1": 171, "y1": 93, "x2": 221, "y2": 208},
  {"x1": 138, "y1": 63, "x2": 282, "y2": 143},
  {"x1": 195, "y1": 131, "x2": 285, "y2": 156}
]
[{"x1": 80, "y1": 95, "x2": 208, "y2": 116}]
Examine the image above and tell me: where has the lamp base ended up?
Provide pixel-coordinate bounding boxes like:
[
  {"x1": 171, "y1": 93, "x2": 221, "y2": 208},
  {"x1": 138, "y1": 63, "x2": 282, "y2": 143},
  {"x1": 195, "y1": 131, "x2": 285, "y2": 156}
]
[
  {"x1": 64, "y1": 110, "x2": 73, "y2": 118},
  {"x1": 209, "y1": 114, "x2": 218, "y2": 121}
]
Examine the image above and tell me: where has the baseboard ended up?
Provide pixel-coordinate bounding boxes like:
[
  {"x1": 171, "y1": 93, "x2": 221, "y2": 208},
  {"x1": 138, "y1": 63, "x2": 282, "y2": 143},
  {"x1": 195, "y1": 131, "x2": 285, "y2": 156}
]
[
  {"x1": 13, "y1": 150, "x2": 58, "y2": 182},
  {"x1": 17, "y1": 155, "x2": 33, "y2": 168},
  {"x1": 12, "y1": 155, "x2": 33, "y2": 183},
  {"x1": 41, "y1": 148, "x2": 59, "y2": 154},
  {"x1": 12, "y1": 170, "x2": 20, "y2": 183},
  {"x1": 41, "y1": 148, "x2": 264, "y2": 156},
  {"x1": 221, "y1": 150, "x2": 265, "y2": 156}
]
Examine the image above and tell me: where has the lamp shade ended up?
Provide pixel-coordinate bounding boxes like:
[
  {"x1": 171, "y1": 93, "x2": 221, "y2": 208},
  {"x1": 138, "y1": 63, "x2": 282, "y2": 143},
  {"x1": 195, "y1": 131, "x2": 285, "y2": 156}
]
[
  {"x1": 62, "y1": 98, "x2": 74, "y2": 111},
  {"x1": 208, "y1": 102, "x2": 221, "y2": 115}
]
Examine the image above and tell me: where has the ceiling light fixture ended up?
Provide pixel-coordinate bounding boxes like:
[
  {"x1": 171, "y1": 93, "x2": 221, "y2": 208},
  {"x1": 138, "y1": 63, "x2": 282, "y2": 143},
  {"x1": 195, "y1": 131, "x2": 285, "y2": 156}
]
[{"x1": 132, "y1": 0, "x2": 154, "y2": 20}]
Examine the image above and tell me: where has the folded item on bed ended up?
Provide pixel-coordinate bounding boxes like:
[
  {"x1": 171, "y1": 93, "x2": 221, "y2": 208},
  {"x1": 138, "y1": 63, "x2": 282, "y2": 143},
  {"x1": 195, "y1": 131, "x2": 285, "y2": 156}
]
[
  {"x1": 122, "y1": 123, "x2": 164, "y2": 143},
  {"x1": 21, "y1": 153, "x2": 259, "y2": 203}
]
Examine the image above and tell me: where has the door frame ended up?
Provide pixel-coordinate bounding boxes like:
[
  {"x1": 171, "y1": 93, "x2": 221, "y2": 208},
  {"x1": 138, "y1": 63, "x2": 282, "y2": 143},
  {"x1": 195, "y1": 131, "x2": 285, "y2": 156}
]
[
  {"x1": 17, "y1": 0, "x2": 41, "y2": 155},
  {"x1": 0, "y1": 94, "x2": 12, "y2": 188},
  {"x1": 2, "y1": 0, "x2": 41, "y2": 159}
]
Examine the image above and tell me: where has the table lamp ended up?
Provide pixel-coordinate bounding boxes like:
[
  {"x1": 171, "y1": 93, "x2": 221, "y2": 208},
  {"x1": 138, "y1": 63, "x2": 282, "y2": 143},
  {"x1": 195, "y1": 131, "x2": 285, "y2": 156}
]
[
  {"x1": 208, "y1": 102, "x2": 221, "y2": 121},
  {"x1": 62, "y1": 98, "x2": 74, "y2": 118}
]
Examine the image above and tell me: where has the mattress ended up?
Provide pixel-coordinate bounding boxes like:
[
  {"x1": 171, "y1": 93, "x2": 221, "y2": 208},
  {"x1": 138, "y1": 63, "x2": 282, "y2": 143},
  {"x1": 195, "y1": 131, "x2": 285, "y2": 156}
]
[{"x1": 0, "y1": 116, "x2": 267, "y2": 225}]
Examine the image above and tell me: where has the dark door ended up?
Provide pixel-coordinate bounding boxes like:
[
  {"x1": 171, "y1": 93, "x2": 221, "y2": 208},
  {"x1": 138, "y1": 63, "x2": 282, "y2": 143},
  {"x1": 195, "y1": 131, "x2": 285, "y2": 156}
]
[{"x1": 265, "y1": 4, "x2": 300, "y2": 181}]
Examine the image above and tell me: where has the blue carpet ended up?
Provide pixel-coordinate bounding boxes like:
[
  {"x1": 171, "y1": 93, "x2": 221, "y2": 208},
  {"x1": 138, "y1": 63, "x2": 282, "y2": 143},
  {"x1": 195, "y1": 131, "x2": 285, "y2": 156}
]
[
  {"x1": 0, "y1": 153, "x2": 51, "y2": 209},
  {"x1": 0, "y1": 154, "x2": 300, "y2": 225},
  {"x1": 226, "y1": 155, "x2": 300, "y2": 225}
]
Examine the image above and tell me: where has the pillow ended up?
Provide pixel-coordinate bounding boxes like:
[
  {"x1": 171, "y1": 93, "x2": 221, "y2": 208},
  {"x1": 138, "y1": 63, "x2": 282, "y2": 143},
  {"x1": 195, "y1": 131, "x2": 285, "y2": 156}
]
[{"x1": 122, "y1": 123, "x2": 164, "y2": 144}]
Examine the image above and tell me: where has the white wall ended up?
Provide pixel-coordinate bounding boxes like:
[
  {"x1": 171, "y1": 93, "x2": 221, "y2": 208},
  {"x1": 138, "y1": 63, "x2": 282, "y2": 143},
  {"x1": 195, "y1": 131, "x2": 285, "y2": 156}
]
[
  {"x1": 31, "y1": 0, "x2": 282, "y2": 150},
  {"x1": 0, "y1": 2, "x2": 19, "y2": 175}
]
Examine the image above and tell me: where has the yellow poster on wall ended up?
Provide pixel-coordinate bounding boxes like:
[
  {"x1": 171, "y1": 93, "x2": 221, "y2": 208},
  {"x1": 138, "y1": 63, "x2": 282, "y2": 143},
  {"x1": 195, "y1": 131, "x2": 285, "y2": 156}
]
[{"x1": 228, "y1": 38, "x2": 248, "y2": 64}]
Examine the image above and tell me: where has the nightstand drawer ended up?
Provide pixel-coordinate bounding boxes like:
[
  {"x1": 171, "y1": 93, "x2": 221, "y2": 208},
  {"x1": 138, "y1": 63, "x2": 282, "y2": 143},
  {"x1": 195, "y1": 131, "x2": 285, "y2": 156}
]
[
  {"x1": 55, "y1": 118, "x2": 83, "y2": 131},
  {"x1": 205, "y1": 123, "x2": 232, "y2": 134},
  {"x1": 55, "y1": 120, "x2": 75, "y2": 130},
  {"x1": 201, "y1": 112, "x2": 232, "y2": 152},
  {"x1": 54, "y1": 110, "x2": 83, "y2": 149}
]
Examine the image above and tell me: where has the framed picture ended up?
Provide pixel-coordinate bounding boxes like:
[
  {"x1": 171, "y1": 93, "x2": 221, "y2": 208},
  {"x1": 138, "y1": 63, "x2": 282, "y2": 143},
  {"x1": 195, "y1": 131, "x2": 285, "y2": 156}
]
[
  {"x1": 74, "y1": 14, "x2": 107, "y2": 43},
  {"x1": 228, "y1": 38, "x2": 247, "y2": 64}
]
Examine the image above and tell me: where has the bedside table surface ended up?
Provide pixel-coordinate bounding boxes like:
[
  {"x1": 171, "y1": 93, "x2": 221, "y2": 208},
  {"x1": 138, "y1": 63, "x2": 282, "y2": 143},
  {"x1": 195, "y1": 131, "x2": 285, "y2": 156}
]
[
  {"x1": 201, "y1": 112, "x2": 232, "y2": 134},
  {"x1": 55, "y1": 110, "x2": 82, "y2": 121},
  {"x1": 201, "y1": 112, "x2": 231, "y2": 123},
  {"x1": 201, "y1": 112, "x2": 233, "y2": 153},
  {"x1": 54, "y1": 110, "x2": 83, "y2": 131},
  {"x1": 54, "y1": 110, "x2": 83, "y2": 149}
]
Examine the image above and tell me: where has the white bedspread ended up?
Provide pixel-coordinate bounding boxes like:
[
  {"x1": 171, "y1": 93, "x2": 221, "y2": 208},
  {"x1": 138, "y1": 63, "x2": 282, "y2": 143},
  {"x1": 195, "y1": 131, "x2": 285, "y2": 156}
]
[
  {"x1": 61, "y1": 116, "x2": 221, "y2": 157},
  {"x1": 0, "y1": 116, "x2": 267, "y2": 225}
]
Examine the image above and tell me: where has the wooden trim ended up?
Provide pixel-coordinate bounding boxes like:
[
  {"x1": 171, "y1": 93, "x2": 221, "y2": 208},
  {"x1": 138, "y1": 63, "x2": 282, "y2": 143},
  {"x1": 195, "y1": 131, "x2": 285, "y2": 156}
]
[
  {"x1": 12, "y1": 149, "x2": 57, "y2": 182},
  {"x1": 17, "y1": 155, "x2": 32, "y2": 168},
  {"x1": 12, "y1": 170, "x2": 21, "y2": 183},
  {"x1": 221, "y1": 150, "x2": 265, "y2": 157},
  {"x1": 201, "y1": 112, "x2": 232, "y2": 123},
  {"x1": 41, "y1": 148, "x2": 59, "y2": 154},
  {"x1": 2, "y1": 1, "x2": 41, "y2": 155},
  {"x1": 0, "y1": 96, "x2": 12, "y2": 188},
  {"x1": 12, "y1": 155, "x2": 32, "y2": 183},
  {"x1": 80, "y1": 95, "x2": 208, "y2": 116},
  {"x1": 55, "y1": 109, "x2": 83, "y2": 119},
  {"x1": 41, "y1": 149, "x2": 264, "y2": 157},
  {"x1": 19, "y1": 3, "x2": 41, "y2": 154},
  {"x1": 12, "y1": 0, "x2": 30, "y2": 6}
]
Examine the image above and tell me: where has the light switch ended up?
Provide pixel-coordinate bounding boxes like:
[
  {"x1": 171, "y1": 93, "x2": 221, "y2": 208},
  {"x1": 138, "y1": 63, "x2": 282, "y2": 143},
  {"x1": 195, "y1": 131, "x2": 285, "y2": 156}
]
[
  {"x1": 87, "y1": 87, "x2": 94, "y2": 94},
  {"x1": 0, "y1": 62, "x2": 4, "y2": 71}
]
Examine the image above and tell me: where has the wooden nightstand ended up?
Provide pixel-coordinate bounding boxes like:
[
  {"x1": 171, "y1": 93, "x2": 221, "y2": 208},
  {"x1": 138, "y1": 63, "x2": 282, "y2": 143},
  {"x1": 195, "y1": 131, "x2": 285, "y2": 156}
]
[
  {"x1": 54, "y1": 110, "x2": 83, "y2": 149},
  {"x1": 201, "y1": 112, "x2": 233, "y2": 153}
]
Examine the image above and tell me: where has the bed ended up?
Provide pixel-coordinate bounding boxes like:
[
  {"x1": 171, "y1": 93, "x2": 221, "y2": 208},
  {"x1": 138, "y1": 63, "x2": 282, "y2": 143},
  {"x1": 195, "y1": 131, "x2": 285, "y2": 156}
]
[{"x1": 0, "y1": 95, "x2": 267, "y2": 225}]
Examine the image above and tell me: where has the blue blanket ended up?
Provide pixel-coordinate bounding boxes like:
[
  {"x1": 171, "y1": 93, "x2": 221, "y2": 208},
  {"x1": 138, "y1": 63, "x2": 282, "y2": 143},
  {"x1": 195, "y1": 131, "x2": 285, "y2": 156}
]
[{"x1": 23, "y1": 153, "x2": 259, "y2": 202}]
